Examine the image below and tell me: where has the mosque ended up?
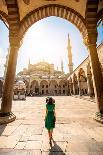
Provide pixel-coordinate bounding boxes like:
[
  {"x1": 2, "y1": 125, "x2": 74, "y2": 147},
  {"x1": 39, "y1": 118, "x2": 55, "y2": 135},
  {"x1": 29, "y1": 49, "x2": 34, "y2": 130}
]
[
  {"x1": 16, "y1": 36, "x2": 71, "y2": 96},
  {"x1": 15, "y1": 35, "x2": 103, "y2": 97},
  {"x1": 0, "y1": 35, "x2": 103, "y2": 97}
]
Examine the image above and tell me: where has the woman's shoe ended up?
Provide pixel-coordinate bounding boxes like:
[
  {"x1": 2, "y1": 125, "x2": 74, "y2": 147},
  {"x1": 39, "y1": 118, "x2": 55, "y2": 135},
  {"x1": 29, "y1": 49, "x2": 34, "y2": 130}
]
[
  {"x1": 49, "y1": 138, "x2": 52, "y2": 144},
  {"x1": 49, "y1": 140, "x2": 52, "y2": 145}
]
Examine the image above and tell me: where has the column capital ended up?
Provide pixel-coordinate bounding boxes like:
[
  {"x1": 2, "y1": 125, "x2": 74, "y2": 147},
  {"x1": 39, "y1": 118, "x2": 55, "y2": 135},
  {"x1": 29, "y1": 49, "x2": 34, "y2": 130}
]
[
  {"x1": 83, "y1": 32, "x2": 97, "y2": 46},
  {"x1": 9, "y1": 32, "x2": 22, "y2": 48}
]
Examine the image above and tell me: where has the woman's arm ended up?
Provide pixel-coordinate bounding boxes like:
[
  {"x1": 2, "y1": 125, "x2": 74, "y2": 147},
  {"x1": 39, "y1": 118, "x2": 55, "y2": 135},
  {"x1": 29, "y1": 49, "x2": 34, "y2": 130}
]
[
  {"x1": 54, "y1": 109, "x2": 56, "y2": 117},
  {"x1": 53, "y1": 107, "x2": 56, "y2": 121},
  {"x1": 45, "y1": 108, "x2": 48, "y2": 120},
  {"x1": 53, "y1": 104, "x2": 56, "y2": 117}
]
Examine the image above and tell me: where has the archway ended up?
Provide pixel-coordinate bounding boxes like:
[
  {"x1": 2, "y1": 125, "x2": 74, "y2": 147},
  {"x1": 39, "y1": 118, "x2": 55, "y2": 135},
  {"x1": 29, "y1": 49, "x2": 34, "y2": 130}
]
[
  {"x1": 1, "y1": 2, "x2": 103, "y2": 124},
  {"x1": 40, "y1": 80, "x2": 48, "y2": 95},
  {"x1": 73, "y1": 73, "x2": 79, "y2": 95},
  {"x1": 0, "y1": 10, "x2": 8, "y2": 28},
  {"x1": 59, "y1": 80, "x2": 67, "y2": 95},
  {"x1": 49, "y1": 80, "x2": 58, "y2": 95},
  {"x1": 19, "y1": 4, "x2": 87, "y2": 40},
  {"x1": 78, "y1": 68, "x2": 88, "y2": 96},
  {"x1": 68, "y1": 77, "x2": 73, "y2": 95},
  {"x1": 0, "y1": 19, "x2": 9, "y2": 96},
  {"x1": 30, "y1": 80, "x2": 39, "y2": 96}
]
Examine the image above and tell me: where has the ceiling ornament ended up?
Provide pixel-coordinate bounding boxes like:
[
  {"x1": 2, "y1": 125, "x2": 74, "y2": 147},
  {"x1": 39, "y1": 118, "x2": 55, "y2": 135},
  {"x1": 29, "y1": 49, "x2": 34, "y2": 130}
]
[{"x1": 23, "y1": 0, "x2": 30, "y2": 5}]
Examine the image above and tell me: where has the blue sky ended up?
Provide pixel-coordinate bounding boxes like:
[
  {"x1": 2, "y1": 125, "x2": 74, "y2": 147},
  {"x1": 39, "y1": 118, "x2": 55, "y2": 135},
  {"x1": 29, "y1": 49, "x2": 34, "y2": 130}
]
[{"x1": 0, "y1": 16, "x2": 103, "y2": 77}]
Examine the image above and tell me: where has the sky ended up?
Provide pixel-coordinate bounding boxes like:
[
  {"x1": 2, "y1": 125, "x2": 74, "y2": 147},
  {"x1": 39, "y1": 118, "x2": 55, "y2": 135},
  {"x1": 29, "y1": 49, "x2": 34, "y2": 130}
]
[{"x1": 0, "y1": 16, "x2": 103, "y2": 77}]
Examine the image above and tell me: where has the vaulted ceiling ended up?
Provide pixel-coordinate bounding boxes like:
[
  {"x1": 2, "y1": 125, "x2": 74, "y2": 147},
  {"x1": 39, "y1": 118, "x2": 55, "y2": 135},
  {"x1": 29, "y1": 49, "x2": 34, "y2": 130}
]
[
  {"x1": 0, "y1": 0, "x2": 102, "y2": 38},
  {"x1": 0, "y1": 0, "x2": 87, "y2": 19}
]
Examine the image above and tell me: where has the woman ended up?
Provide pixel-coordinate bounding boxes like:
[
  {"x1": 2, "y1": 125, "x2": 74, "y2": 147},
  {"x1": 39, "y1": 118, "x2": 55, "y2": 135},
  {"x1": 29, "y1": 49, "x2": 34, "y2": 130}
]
[{"x1": 45, "y1": 97, "x2": 56, "y2": 144}]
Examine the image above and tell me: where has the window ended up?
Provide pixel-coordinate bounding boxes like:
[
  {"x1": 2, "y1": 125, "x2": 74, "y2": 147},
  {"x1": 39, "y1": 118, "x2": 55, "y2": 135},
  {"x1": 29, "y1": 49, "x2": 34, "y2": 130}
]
[
  {"x1": 55, "y1": 90, "x2": 57, "y2": 94},
  {"x1": 46, "y1": 85, "x2": 48, "y2": 88},
  {"x1": 42, "y1": 85, "x2": 44, "y2": 88},
  {"x1": 42, "y1": 90, "x2": 44, "y2": 94},
  {"x1": 63, "y1": 90, "x2": 65, "y2": 94}
]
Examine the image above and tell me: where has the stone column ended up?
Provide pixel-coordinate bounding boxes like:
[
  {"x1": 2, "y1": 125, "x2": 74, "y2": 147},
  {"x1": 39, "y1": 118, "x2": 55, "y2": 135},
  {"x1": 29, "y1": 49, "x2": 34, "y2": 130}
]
[
  {"x1": 0, "y1": 34, "x2": 20, "y2": 124},
  {"x1": 28, "y1": 77, "x2": 31, "y2": 95},
  {"x1": 87, "y1": 73, "x2": 94, "y2": 97},
  {"x1": 70, "y1": 83, "x2": 73, "y2": 95},
  {"x1": 78, "y1": 80, "x2": 82, "y2": 96},
  {"x1": 73, "y1": 82, "x2": 76, "y2": 95},
  {"x1": 85, "y1": 33, "x2": 103, "y2": 123}
]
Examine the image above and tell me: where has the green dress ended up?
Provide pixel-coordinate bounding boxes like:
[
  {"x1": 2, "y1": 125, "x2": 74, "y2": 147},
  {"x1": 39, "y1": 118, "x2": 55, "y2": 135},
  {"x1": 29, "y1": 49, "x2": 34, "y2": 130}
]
[{"x1": 45, "y1": 103, "x2": 55, "y2": 130}]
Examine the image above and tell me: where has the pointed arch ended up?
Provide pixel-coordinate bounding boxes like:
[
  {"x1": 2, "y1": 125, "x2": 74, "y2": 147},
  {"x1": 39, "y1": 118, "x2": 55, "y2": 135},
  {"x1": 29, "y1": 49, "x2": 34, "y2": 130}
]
[
  {"x1": 19, "y1": 4, "x2": 87, "y2": 39},
  {"x1": 0, "y1": 11, "x2": 8, "y2": 28}
]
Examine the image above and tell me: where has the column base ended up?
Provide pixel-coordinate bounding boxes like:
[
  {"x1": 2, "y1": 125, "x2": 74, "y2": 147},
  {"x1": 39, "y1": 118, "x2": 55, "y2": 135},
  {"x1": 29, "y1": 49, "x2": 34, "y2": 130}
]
[
  {"x1": 94, "y1": 112, "x2": 103, "y2": 124},
  {"x1": 0, "y1": 112, "x2": 16, "y2": 124}
]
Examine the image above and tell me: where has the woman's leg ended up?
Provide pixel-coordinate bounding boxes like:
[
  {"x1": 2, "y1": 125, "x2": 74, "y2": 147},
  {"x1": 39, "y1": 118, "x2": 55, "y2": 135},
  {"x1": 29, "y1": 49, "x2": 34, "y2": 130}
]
[
  {"x1": 48, "y1": 130, "x2": 51, "y2": 140},
  {"x1": 50, "y1": 129, "x2": 53, "y2": 139}
]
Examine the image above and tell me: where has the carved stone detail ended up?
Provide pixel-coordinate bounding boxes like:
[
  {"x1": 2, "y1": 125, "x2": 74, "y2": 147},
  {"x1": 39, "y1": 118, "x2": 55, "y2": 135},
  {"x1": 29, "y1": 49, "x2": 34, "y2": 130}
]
[
  {"x1": 9, "y1": 32, "x2": 21, "y2": 48},
  {"x1": 83, "y1": 33, "x2": 97, "y2": 46},
  {"x1": 23, "y1": 0, "x2": 30, "y2": 5}
]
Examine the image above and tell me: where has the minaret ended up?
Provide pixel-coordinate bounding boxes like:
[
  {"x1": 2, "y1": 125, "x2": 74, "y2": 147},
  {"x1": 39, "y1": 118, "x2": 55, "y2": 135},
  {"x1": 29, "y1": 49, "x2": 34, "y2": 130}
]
[
  {"x1": 67, "y1": 34, "x2": 73, "y2": 74},
  {"x1": 61, "y1": 59, "x2": 64, "y2": 73},
  {"x1": 4, "y1": 48, "x2": 10, "y2": 79},
  {"x1": 28, "y1": 58, "x2": 31, "y2": 70}
]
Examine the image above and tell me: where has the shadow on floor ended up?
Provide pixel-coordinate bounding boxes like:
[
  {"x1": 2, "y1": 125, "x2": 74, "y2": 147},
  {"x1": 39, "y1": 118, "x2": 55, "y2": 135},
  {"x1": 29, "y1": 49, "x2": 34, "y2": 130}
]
[
  {"x1": 0, "y1": 124, "x2": 7, "y2": 135},
  {"x1": 49, "y1": 139, "x2": 66, "y2": 155}
]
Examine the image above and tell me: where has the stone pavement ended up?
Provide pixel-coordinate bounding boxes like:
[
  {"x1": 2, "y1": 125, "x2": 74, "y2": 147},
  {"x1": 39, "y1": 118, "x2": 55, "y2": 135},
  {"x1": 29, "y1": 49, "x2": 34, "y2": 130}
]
[
  {"x1": 72, "y1": 95, "x2": 95, "y2": 103},
  {"x1": 0, "y1": 96, "x2": 103, "y2": 155}
]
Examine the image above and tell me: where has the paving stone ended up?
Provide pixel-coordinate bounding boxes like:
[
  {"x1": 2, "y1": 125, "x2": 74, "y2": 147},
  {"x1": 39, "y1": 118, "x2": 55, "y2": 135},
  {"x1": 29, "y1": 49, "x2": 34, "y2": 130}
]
[
  {"x1": 14, "y1": 141, "x2": 26, "y2": 149},
  {"x1": 29, "y1": 134, "x2": 42, "y2": 141},
  {"x1": 66, "y1": 152, "x2": 103, "y2": 155},
  {"x1": 30, "y1": 150, "x2": 41, "y2": 155},
  {"x1": 41, "y1": 139, "x2": 51, "y2": 151},
  {"x1": 0, "y1": 149, "x2": 31, "y2": 155},
  {"x1": 42, "y1": 152, "x2": 66, "y2": 155},
  {"x1": 66, "y1": 142, "x2": 102, "y2": 152},
  {"x1": 67, "y1": 135, "x2": 92, "y2": 142},
  {"x1": 25, "y1": 140, "x2": 42, "y2": 149},
  {"x1": 0, "y1": 136, "x2": 18, "y2": 149},
  {"x1": 1, "y1": 125, "x2": 18, "y2": 136},
  {"x1": 84, "y1": 128, "x2": 103, "y2": 142}
]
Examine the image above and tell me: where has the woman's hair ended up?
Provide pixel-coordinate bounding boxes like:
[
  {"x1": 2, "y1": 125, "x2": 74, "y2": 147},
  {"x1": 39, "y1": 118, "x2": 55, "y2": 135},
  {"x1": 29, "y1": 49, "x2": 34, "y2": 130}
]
[{"x1": 46, "y1": 97, "x2": 55, "y2": 105}]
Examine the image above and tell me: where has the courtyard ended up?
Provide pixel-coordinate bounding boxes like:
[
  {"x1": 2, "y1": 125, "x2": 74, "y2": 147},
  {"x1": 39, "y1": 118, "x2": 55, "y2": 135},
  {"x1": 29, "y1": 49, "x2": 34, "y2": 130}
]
[{"x1": 0, "y1": 96, "x2": 103, "y2": 155}]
